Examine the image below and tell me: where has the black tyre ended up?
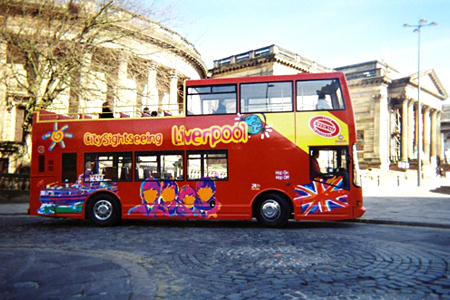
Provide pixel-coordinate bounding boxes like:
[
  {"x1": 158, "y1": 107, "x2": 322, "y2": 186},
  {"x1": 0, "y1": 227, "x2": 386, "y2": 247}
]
[
  {"x1": 87, "y1": 194, "x2": 121, "y2": 226},
  {"x1": 255, "y1": 193, "x2": 291, "y2": 228}
]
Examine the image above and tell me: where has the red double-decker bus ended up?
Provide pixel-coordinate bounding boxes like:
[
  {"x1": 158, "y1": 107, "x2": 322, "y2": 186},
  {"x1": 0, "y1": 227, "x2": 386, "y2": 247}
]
[{"x1": 29, "y1": 72, "x2": 365, "y2": 227}]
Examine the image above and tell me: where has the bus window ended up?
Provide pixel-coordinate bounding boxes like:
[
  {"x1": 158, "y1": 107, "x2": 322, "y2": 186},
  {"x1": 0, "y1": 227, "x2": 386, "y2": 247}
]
[
  {"x1": 240, "y1": 81, "x2": 292, "y2": 113},
  {"x1": 310, "y1": 147, "x2": 349, "y2": 189},
  {"x1": 187, "y1": 150, "x2": 228, "y2": 180},
  {"x1": 296, "y1": 79, "x2": 345, "y2": 111},
  {"x1": 187, "y1": 85, "x2": 237, "y2": 115},
  {"x1": 136, "y1": 151, "x2": 184, "y2": 181},
  {"x1": 85, "y1": 152, "x2": 132, "y2": 182}
]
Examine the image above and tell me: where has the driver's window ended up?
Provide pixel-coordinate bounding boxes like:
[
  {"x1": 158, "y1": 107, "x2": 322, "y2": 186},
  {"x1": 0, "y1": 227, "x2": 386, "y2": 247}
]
[{"x1": 309, "y1": 147, "x2": 349, "y2": 189}]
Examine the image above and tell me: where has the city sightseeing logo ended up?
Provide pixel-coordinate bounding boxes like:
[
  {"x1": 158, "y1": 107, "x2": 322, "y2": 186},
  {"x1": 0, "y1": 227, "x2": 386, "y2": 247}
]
[{"x1": 309, "y1": 116, "x2": 340, "y2": 138}]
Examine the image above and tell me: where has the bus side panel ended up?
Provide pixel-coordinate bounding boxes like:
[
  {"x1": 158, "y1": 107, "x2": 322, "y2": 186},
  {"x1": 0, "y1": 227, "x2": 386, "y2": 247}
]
[{"x1": 29, "y1": 176, "x2": 57, "y2": 216}]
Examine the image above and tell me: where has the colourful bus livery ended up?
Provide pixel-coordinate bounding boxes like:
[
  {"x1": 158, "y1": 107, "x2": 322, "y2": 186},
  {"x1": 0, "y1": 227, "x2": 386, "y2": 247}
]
[
  {"x1": 30, "y1": 72, "x2": 365, "y2": 227},
  {"x1": 83, "y1": 131, "x2": 164, "y2": 147}
]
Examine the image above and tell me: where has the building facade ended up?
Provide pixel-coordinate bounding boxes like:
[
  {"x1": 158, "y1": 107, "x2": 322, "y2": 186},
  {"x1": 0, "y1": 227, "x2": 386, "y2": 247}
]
[
  {"x1": 210, "y1": 45, "x2": 448, "y2": 177},
  {"x1": 211, "y1": 44, "x2": 333, "y2": 78},
  {"x1": 441, "y1": 104, "x2": 450, "y2": 159},
  {"x1": 0, "y1": 1, "x2": 208, "y2": 174},
  {"x1": 336, "y1": 62, "x2": 448, "y2": 176}
]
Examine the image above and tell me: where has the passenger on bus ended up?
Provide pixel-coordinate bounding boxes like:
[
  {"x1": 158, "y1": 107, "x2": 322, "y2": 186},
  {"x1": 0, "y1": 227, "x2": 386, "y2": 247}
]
[
  {"x1": 142, "y1": 107, "x2": 151, "y2": 117},
  {"x1": 101, "y1": 101, "x2": 114, "y2": 118},
  {"x1": 310, "y1": 150, "x2": 326, "y2": 178},
  {"x1": 311, "y1": 149, "x2": 349, "y2": 188},
  {"x1": 214, "y1": 100, "x2": 227, "y2": 114},
  {"x1": 316, "y1": 94, "x2": 331, "y2": 110}
]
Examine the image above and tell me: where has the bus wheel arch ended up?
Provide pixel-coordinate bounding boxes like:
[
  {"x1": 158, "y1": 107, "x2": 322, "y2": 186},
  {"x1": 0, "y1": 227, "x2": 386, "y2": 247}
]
[
  {"x1": 86, "y1": 192, "x2": 121, "y2": 226},
  {"x1": 253, "y1": 191, "x2": 293, "y2": 228}
]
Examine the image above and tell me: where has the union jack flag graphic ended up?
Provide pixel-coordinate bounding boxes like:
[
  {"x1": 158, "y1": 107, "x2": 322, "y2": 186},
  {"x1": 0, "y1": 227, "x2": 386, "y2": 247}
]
[{"x1": 294, "y1": 176, "x2": 349, "y2": 216}]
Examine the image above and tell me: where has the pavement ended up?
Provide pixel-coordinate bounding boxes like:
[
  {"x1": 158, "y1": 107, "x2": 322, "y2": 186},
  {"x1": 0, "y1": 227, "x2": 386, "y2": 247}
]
[
  {"x1": 1, "y1": 177, "x2": 450, "y2": 228},
  {"x1": 356, "y1": 177, "x2": 450, "y2": 228}
]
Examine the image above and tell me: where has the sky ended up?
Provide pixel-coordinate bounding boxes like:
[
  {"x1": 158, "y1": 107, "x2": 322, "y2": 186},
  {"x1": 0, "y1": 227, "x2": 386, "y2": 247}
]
[{"x1": 154, "y1": 0, "x2": 450, "y2": 98}]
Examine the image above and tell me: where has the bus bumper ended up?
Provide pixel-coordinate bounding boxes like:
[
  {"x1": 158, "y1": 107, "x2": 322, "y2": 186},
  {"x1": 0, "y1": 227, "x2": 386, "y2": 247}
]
[{"x1": 353, "y1": 206, "x2": 366, "y2": 218}]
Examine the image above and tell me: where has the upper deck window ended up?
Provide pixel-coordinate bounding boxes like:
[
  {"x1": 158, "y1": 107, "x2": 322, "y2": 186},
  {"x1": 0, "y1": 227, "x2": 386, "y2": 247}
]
[
  {"x1": 296, "y1": 79, "x2": 345, "y2": 111},
  {"x1": 240, "y1": 82, "x2": 292, "y2": 113},
  {"x1": 187, "y1": 85, "x2": 237, "y2": 115}
]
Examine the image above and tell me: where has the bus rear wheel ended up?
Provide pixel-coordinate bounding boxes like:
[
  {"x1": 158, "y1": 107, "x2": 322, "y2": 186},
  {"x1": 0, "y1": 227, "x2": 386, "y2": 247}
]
[
  {"x1": 256, "y1": 193, "x2": 291, "y2": 228},
  {"x1": 87, "y1": 194, "x2": 121, "y2": 226}
]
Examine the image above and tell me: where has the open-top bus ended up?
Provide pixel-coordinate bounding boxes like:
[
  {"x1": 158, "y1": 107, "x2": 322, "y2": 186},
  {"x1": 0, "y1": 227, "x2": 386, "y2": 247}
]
[{"x1": 29, "y1": 72, "x2": 365, "y2": 227}]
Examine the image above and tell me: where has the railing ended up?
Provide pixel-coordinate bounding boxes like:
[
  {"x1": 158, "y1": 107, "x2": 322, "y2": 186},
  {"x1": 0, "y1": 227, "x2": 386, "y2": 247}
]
[
  {"x1": 36, "y1": 103, "x2": 184, "y2": 122},
  {"x1": 360, "y1": 169, "x2": 411, "y2": 187},
  {"x1": 0, "y1": 173, "x2": 30, "y2": 191}
]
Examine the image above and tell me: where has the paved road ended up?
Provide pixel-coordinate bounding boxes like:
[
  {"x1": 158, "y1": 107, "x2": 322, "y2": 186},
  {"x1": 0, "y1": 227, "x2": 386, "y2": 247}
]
[
  {"x1": 1, "y1": 179, "x2": 450, "y2": 299},
  {"x1": 1, "y1": 215, "x2": 450, "y2": 300}
]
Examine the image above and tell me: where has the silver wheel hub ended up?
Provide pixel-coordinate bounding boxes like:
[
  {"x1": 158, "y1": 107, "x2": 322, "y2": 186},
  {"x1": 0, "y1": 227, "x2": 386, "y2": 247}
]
[
  {"x1": 261, "y1": 200, "x2": 280, "y2": 220},
  {"x1": 94, "y1": 200, "x2": 113, "y2": 220}
]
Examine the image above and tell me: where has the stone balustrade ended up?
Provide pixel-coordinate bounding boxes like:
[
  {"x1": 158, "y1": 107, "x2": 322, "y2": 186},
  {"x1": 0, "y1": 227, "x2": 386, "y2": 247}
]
[{"x1": 0, "y1": 173, "x2": 30, "y2": 191}]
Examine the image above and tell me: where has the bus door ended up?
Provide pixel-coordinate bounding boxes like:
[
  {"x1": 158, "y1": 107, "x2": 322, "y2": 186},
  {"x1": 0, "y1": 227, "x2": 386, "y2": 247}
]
[{"x1": 293, "y1": 147, "x2": 351, "y2": 219}]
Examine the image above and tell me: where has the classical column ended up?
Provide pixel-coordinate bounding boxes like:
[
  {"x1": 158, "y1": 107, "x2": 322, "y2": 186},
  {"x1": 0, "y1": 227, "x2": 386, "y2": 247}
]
[
  {"x1": 116, "y1": 52, "x2": 128, "y2": 107},
  {"x1": 401, "y1": 100, "x2": 409, "y2": 161},
  {"x1": 0, "y1": 40, "x2": 7, "y2": 139},
  {"x1": 146, "y1": 62, "x2": 159, "y2": 111},
  {"x1": 437, "y1": 112, "x2": 442, "y2": 158},
  {"x1": 169, "y1": 71, "x2": 179, "y2": 115},
  {"x1": 430, "y1": 109, "x2": 437, "y2": 157},
  {"x1": 2, "y1": 98, "x2": 16, "y2": 142},
  {"x1": 415, "y1": 102, "x2": 423, "y2": 157},
  {"x1": 408, "y1": 100, "x2": 415, "y2": 159},
  {"x1": 79, "y1": 52, "x2": 92, "y2": 111},
  {"x1": 371, "y1": 93, "x2": 389, "y2": 169},
  {"x1": 423, "y1": 106, "x2": 431, "y2": 161}
]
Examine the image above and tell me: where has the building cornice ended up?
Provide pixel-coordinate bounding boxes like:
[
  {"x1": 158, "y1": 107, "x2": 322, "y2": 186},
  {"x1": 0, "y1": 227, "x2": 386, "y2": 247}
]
[
  {"x1": 390, "y1": 71, "x2": 448, "y2": 101},
  {"x1": 210, "y1": 45, "x2": 333, "y2": 76},
  {"x1": 346, "y1": 76, "x2": 392, "y2": 88}
]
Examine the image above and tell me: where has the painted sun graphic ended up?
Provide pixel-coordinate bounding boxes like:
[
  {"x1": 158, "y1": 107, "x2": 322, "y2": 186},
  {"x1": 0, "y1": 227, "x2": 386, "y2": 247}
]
[{"x1": 42, "y1": 123, "x2": 73, "y2": 151}]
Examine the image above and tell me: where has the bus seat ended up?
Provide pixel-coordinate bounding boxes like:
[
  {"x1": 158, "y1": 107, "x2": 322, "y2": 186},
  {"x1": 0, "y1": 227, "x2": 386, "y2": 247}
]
[
  {"x1": 57, "y1": 114, "x2": 75, "y2": 120},
  {"x1": 120, "y1": 167, "x2": 130, "y2": 181},
  {"x1": 144, "y1": 169, "x2": 150, "y2": 179},
  {"x1": 105, "y1": 167, "x2": 118, "y2": 181},
  {"x1": 39, "y1": 110, "x2": 58, "y2": 121},
  {"x1": 79, "y1": 113, "x2": 93, "y2": 119}
]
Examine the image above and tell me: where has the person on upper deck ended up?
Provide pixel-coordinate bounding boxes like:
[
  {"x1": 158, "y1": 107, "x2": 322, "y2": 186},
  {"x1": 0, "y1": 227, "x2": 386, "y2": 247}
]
[
  {"x1": 316, "y1": 93, "x2": 332, "y2": 110},
  {"x1": 100, "y1": 101, "x2": 114, "y2": 118},
  {"x1": 142, "y1": 107, "x2": 151, "y2": 117}
]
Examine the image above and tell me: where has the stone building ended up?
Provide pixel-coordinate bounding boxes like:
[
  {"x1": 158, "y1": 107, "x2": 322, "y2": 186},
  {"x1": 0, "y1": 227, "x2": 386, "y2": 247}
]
[
  {"x1": 0, "y1": 1, "x2": 207, "y2": 174},
  {"x1": 336, "y1": 62, "x2": 448, "y2": 176},
  {"x1": 441, "y1": 104, "x2": 450, "y2": 157},
  {"x1": 210, "y1": 45, "x2": 448, "y2": 177},
  {"x1": 211, "y1": 44, "x2": 333, "y2": 78}
]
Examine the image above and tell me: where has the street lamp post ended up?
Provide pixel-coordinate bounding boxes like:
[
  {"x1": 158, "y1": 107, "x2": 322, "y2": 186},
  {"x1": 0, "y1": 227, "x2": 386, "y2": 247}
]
[{"x1": 403, "y1": 19, "x2": 437, "y2": 186}]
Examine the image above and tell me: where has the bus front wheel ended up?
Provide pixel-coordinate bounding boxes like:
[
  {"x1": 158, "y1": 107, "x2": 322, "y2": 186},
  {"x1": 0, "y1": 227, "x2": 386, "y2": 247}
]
[
  {"x1": 87, "y1": 194, "x2": 121, "y2": 226},
  {"x1": 256, "y1": 193, "x2": 291, "y2": 228}
]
